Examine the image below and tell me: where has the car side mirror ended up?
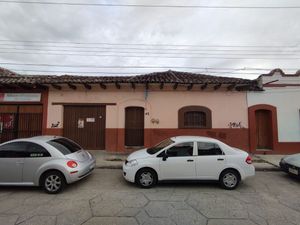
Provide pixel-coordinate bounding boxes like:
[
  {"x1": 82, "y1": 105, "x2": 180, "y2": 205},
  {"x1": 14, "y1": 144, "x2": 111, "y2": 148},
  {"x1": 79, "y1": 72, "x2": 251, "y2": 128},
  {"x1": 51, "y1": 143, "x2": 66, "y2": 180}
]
[{"x1": 162, "y1": 151, "x2": 168, "y2": 161}]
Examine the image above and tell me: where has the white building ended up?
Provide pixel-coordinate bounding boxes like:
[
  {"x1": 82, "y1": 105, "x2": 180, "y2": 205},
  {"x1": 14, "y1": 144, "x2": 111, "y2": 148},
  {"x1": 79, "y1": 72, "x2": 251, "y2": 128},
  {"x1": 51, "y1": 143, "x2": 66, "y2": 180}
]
[{"x1": 247, "y1": 69, "x2": 300, "y2": 154}]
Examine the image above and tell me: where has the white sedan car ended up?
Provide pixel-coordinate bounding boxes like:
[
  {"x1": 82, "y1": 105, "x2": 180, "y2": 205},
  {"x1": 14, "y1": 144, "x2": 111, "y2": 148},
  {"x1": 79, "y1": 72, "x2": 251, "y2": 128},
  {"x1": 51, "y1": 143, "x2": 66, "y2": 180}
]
[{"x1": 123, "y1": 136, "x2": 255, "y2": 189}]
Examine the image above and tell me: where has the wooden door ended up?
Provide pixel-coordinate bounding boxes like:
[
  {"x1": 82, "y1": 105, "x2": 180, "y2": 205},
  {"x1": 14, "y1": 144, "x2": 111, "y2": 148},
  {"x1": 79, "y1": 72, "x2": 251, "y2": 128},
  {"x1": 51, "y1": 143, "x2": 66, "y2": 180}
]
[
  {"x1": 63, "y1": 106, "x2": 106, "y2": 149},
  {"x1": 125, "y1": 107, "x2": 144, "y2": 147},
  {"x1": 256, "y1": 110, "x2": 273, "y2": 149}
]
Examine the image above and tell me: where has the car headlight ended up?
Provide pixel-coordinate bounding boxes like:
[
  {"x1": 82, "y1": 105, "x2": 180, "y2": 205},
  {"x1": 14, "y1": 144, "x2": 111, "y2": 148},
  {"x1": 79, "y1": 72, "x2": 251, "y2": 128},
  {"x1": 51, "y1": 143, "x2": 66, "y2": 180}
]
[{"x1": 126, "y1": 159, "x2": 138, "y2": 167}]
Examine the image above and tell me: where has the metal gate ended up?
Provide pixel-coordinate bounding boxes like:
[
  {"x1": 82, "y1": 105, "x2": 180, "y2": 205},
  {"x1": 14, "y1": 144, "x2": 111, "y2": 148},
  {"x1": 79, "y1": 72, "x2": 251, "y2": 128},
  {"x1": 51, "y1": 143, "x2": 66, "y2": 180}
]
[{"x1": 0, "y1": 105, "x2": 43, "y2": 143}]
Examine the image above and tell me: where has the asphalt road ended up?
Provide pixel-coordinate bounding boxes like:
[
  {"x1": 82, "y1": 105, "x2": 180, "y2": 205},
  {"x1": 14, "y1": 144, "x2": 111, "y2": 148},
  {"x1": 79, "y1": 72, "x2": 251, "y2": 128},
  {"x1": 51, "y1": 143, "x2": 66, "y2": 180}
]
[{"x1": 0, "y1": 170, "x2": 300, "y2": 225}]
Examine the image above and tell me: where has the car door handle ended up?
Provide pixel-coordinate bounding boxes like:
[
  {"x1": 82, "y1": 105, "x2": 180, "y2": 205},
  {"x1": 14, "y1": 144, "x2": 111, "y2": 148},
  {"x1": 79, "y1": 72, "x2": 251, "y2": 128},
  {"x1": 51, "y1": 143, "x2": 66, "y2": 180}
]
[
  {"x1": 217, "y1": 158, "x2": 224, "y2": 161},
  {"x1": 16, "y1": 161, "x2": 24, "y2": 164},
  {"x1": 187, "y1": 159, "x2": 194, "y2": 162}
]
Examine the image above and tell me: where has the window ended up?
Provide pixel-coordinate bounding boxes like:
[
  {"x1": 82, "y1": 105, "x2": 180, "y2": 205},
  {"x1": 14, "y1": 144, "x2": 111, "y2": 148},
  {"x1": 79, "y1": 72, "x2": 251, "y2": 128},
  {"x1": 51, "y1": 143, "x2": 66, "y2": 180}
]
[
  {"x1": 166, "y1": 142, "x2": 194, "y2": 157},
  {"x1": 26, "y1": 143, "x2": 51, "y2": 157},
  {"x1": 197, "y1": 142, "x2": 223, "y2": 156},
  {"x1": 184, "y1": 111, "x2": 206, "y2": 128},
  {"x1": 0, "y1": 142, "x2": 28, "y2": 158},
  {"x1": 178, "y1": 106, "x2": 212, "y2": 129},
  {"x1": 48, "y1": 138, "x2": 82, "y2": 155}
]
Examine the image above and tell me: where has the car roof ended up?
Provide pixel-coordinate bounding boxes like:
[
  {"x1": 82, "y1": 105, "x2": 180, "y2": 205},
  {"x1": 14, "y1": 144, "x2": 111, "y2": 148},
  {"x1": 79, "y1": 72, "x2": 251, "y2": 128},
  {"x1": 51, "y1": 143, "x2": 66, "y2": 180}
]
[
  {"x1": 170, "y1": 136, "x2": 222, "y2": 143},
  {"x1": 3, "y1": 135, "x2": 63, "y2": 144},
  {"x1": 27, "y1": 136, "x2": 63, "y2": 142}
]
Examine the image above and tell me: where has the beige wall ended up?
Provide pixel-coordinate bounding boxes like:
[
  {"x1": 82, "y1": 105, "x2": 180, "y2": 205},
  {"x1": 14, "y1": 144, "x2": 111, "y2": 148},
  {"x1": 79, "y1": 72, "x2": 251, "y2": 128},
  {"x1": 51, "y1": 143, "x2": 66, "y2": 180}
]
[{"x1": 47, "y1": 85, "x2": 248, "y2": 129}]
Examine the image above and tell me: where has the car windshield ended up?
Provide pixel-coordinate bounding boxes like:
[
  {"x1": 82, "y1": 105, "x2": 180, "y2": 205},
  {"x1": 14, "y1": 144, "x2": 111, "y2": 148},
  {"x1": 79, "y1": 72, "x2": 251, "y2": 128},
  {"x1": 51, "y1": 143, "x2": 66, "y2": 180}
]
[
  {"x1": 147, "y1": 138, "x2": 174, "y2": 155},
  {"x1": 48, "y1": 138, "x2": 82, "y2": 155}
]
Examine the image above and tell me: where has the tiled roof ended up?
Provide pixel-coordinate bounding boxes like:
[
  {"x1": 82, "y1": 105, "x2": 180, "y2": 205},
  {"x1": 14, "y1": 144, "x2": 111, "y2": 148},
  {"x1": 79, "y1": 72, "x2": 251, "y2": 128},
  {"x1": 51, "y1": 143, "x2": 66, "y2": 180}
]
[
  {"x1": 261, "y1": 68, "x2": 300, "y2": 77},
  {"x1": 0, "y1": 67, "x2": 20, "y2": 78},
  {"x1": 128, "y1": 70, "x2": 253, "y2": 84},
  {"x1": 0, "y1": 69, "x2": 261, "y2": 90}
]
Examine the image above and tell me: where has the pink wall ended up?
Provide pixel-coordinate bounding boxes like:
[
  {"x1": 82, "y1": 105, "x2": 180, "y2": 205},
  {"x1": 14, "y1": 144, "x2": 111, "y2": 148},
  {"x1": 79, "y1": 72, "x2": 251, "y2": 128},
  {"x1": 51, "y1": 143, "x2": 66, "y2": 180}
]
[{"x1": 47, "y1": 85, "x2": 248, "y2": 130}]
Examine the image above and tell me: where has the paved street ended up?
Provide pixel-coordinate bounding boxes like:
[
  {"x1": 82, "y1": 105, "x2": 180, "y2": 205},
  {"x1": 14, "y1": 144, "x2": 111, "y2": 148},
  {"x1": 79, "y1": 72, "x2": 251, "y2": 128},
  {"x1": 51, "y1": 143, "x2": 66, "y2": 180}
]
[{"x1": 0, "y1": 170, "x2": 300, "y2": 225}]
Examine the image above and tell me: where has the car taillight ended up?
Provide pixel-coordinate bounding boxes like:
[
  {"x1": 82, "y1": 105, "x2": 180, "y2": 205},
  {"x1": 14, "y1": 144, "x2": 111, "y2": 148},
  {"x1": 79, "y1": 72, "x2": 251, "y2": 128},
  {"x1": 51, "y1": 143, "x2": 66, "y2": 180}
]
[
  {"x1": 245, "y1": 155, "x2": 252, "y2": 164},
  {"x1": 67, "y1": 160, "x2": 78, "y2": 168}
]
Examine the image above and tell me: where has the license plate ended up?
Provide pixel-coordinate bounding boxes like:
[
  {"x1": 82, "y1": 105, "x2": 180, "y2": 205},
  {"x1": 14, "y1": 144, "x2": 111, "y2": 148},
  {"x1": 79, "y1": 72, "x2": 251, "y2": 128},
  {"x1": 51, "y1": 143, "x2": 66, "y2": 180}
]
[{"x1": 288, "y1": 167, "x2": 298, "y2": 175}]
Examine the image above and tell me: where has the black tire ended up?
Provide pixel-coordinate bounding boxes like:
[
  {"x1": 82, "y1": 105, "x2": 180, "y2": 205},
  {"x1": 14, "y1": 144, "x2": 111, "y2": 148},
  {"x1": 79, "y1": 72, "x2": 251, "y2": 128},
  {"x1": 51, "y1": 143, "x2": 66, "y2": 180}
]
[
  {"x1": 219, "y1": 169, "x2": 240, "y2": 190},
  {"x1": 41, "y1": 171, "x2": 66, "y2": 194},
  {"x1": 135, "y1": 168, "x2": 157, "y2": 188}
]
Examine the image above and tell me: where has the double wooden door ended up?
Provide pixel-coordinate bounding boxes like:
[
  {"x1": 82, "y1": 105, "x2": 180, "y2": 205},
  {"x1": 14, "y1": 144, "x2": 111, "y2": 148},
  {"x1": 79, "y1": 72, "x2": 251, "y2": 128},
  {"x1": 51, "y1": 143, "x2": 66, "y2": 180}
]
[{"x1": 63, "y1": 106, "x2": 106, "y2": 149}]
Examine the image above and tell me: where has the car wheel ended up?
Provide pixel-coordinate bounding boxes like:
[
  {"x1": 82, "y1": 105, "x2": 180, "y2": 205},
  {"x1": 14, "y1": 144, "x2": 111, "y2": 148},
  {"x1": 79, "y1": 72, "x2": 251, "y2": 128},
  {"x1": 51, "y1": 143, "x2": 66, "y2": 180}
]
[
  {"x1": 42, "y1": 171, "x2": 66, "y2": 194},
  {"x1": 219, "y1": 169, "x2": 240, "y2": 190},
  {"x1": 135, "y1": 168, "x2": 157, "y2": 188}
]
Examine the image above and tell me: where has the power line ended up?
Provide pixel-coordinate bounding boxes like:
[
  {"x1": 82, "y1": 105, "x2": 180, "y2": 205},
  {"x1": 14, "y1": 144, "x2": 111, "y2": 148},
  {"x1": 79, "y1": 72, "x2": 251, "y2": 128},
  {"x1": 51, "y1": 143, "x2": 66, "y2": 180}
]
[
  {"x1": 1, "y1": 50, "x2": 300, "y2": 57},
  {"x1": 0, "y1": 40, "x2": 297, "y2": 49},
  {"x1": 1, "y1": 51, "x2": 300, "y2": 60},
  {"x1": 1, "y1": 1, "x2": 300, "y2": 9},
  {"x1": 12, "y1": 69, "x2": 138, "y2": 75},
  {"x1": 11, "y1": 69, "x2": 261, "y2": 76},
  {"x1": 1, "y1": 47, "x2": 300, "y2": 55},
  {"x1": 0, "y1": 62, "x2": 297, "y2": 71}
]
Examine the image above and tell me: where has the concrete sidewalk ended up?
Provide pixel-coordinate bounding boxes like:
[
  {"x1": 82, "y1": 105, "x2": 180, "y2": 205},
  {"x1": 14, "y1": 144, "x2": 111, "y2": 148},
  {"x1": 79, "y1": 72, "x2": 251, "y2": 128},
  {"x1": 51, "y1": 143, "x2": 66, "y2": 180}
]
[{"x1": 89, "y1": 150, "x2": 284, "y2": 171}]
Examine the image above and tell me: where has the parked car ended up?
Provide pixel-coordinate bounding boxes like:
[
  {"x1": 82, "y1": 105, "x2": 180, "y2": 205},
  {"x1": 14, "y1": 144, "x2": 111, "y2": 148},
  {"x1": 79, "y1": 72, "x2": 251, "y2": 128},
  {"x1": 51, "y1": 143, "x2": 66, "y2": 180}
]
[
  {"x1": 123, "y1": 136, "x2": 255, "y2": 189},
  {"x1": 280, "y1": 154, "x2": 300, "y2": 178},
  {"x1": 0, "y1": 136, "x2": 96, "y2": 194}
]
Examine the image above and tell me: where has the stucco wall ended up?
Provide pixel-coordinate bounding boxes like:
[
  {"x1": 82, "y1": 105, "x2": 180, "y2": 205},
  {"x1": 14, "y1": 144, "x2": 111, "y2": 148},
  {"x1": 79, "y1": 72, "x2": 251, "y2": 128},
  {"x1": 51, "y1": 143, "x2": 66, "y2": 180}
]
[
  {"x1": 47, "y1": 86, "x2": 248, "y2": 129},
  {"x1": 247, "y1": 87, "x2": 300, "y2": 142}
]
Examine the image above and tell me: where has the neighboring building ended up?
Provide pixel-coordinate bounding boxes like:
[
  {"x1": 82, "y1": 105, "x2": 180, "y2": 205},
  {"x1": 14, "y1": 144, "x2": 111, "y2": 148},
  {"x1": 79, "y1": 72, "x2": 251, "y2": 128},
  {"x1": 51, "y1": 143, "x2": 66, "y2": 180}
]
[
  {"x1": 0, "y1": 68, "x2": 48, "y2": 143},
  {"x1": 0, "y1": 69, "x2": 261, "y2": 152},
  {"x1": 247, "y1": 69, "x2": 300, "y2": 154}
]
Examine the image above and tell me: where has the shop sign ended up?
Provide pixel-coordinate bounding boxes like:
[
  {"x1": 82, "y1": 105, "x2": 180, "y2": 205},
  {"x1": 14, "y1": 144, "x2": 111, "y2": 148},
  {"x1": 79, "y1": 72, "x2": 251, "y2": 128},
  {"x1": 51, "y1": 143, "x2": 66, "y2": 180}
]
[
  {"x1": 0, "y1": 93, "x2": 41, "y2": 102},
  {"x1": 86, "y1": 118, "x2": 95, "y2": 122}
]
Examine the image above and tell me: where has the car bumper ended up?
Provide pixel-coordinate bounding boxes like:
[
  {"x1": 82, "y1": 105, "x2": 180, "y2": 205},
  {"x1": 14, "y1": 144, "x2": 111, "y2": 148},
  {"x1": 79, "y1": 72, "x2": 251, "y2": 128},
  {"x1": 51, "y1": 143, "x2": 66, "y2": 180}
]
[
  {"x1": 280, "y1": 162, "x2": 300, "y2": 177},
  {"x1": 242, "y1": 165, "x2": 255, "y2": 180},
  {"x1": 66, "y1": 157, "x2": 96, "y2": 184},
  {"x1": 122, "y1": 162, "x2": 137, "y2": 183}
]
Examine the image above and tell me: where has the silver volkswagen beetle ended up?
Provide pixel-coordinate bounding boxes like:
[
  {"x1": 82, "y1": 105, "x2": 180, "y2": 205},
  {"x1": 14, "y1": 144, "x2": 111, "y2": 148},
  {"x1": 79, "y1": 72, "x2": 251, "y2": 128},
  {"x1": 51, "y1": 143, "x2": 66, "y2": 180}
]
[{"x1": 0, "y1": 136, "x2": 96, "y2": 194}]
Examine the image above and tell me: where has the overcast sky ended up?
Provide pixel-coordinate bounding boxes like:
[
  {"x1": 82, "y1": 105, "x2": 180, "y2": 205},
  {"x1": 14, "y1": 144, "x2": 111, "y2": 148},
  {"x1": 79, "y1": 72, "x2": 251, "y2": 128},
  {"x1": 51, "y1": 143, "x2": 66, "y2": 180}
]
[{"x1": 0, "y1": 0, "x2": 300, "y2": 79}]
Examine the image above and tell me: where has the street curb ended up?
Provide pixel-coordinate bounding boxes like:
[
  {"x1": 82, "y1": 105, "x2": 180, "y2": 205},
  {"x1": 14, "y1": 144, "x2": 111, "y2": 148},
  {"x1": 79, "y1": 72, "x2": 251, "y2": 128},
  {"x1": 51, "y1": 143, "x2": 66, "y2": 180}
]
[
  {"x1": 255, "y1": 167, "x2": 281, "y2": 172},
  {"x1": 95, "y1": 165, "x2": 282, "y2": 171},
  {"x1": 96, "y1": 166, "x2": 122, "y2": 169}
]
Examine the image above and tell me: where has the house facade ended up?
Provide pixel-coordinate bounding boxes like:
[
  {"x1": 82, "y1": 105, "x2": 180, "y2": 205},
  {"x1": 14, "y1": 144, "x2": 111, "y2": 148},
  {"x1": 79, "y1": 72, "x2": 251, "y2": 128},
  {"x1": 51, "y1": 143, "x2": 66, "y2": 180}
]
[
  {"x1": 0, "y1": 69, "x2": 261, "y2": 152},
  {"x1": 247, "y1": 69, "x2": 300, "y2": 154}
]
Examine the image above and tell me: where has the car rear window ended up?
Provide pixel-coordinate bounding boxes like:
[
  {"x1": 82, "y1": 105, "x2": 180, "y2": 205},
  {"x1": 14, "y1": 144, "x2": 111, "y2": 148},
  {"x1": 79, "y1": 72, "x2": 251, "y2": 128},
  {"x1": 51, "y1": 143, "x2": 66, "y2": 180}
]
[{"x1": 48, "y1": 138, "x2": 82, "y2": 155}]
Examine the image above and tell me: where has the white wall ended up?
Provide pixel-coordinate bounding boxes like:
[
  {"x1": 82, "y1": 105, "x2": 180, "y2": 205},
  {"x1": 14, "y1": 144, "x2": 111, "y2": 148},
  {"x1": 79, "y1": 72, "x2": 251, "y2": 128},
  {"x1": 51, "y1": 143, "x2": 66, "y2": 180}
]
[{"x1": 248, "y1": 87, "x2": 300, "y2": 142}]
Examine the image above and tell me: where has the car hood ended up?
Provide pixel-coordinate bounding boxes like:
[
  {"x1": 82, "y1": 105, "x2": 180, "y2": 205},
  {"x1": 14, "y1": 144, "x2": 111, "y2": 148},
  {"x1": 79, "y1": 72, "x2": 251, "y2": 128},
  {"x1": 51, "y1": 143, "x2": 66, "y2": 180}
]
[
  {"x1": 283, "y1": 153, "x2": 300, "y2": 167},
  {"x1": 127, "y1": 148, "x2": 149, "y2": 161}
]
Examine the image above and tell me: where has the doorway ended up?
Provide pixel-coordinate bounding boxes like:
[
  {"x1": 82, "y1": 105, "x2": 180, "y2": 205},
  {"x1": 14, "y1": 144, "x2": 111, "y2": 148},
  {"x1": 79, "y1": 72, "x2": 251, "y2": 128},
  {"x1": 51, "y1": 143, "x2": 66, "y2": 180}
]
[
  {"x1": 63, "y1": 105, "x2": 106, "y2": 149},
  {"x1": 255, "y1": 109, "x2": 273, "y2": 149},
  {"x1": 0, "y1": 105, "x2": 43, "y2": 143},
  {"x1": 125, "y1": 107, "x2": 144, "y2": 147}
]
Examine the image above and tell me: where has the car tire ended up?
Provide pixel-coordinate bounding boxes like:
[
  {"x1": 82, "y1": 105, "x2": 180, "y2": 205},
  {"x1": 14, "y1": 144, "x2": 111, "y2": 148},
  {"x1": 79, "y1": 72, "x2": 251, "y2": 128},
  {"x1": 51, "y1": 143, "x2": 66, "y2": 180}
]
[
  {"x1": 42, "y1": 171, "x2": 66, "y2": 194},
  {"x1": 219, "y1": 169, "x2": 240, "y2": 190},
  {"x1": 135, "y1": 168, "x2": 157, "y2": 188}
]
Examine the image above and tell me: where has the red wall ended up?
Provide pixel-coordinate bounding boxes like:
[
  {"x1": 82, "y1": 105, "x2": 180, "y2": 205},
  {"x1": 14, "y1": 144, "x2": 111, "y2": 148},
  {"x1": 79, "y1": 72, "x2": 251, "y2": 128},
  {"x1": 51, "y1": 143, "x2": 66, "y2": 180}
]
[{"x1": 105, "y1": 128, "x2": 249, "y2": 153}]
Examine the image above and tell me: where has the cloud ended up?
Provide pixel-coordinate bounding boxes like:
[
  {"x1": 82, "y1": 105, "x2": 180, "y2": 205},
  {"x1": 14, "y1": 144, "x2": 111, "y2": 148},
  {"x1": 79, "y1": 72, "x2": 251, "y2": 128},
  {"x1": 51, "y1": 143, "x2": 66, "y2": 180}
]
[{"x1": 0, "y1": 0, "x2": 299, "y2": 78}]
